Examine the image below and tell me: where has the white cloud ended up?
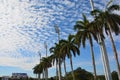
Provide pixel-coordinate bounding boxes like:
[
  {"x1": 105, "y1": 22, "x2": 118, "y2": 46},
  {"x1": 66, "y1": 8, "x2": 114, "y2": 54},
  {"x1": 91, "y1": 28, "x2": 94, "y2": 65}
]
[
  {"x1": 0, "y1": 0, "x2": 119, "y2": 75},
  {"x1": 0, "y1": 0, "x2": 44, "y2": 70},
  {"x1": 0, "y1": 53, "x2": 39, "y2": 70}
]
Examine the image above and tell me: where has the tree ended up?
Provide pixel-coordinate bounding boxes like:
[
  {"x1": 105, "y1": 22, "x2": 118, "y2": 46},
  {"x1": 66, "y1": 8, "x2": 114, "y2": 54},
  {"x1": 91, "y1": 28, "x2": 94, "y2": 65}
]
[
  {"x1": 112, "y1": 71, "x2": 119, "y2": 80},
  {"x1": 33, "y1": 64, "x2": 43, "y2": 80},
  {"x1": 41, "y1": 57, "x2": 52, "y2": 80},
  {"x1": 33, "y1": 57, "x2": 52, "y2": 80},
  {"x1": 49, "y1": 43, "x2": 63, "y2": 80},
  {"x1": 50, "y1": 41, "x2": 69, "y2": 80},
  {"x1": 74, "y1": 14, "x2": 97, "y2": 80},
  {"x1": 60, "y1": 34, "x2": 80, "y2": 80},
  {"x1": 66, "y1": 67, "x2": 93, "y2": 80},
  {"x1": 89, "y1": 0, "x2": 113, "y2": 80},
  {"x1": 91, "y1": 3, "x2": 120, "y2": 80}
]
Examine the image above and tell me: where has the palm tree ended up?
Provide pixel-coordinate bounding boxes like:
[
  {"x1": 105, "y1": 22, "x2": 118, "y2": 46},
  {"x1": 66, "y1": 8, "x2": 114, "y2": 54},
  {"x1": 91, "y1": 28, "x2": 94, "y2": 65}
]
[
  {"x1": 33, "y1": 57, "x2": 52, "y2": 80},
  {"x1": 74, "y1": 14, "x2": 97, "y2": 80},
  {"x1": 60, "y1": 34, "x2": 80, "y2": 80},
  {"x1": 50, "y1": 41, "x2": 69, "y2": 80},
  {"x1": 41, "y1": 57, "x2": 52, "y2": 80},
  {"x1": 33, "y1": 64, "x2": 43, "y2": 80},
  {"x1": 49, "y1": 43, "x2": 62, "y2": 80},
  {"x1": 90, "y1": 16, "x2": 113, "y2": 80},
  {"x1": 59, "y1": 41, "x2": 68, "y2": 80},
  {"x1": 89, "y1": 0, "x2": 113, "y2": 80},
  {"x1": 33, "y1": 65, "x2": 39, "y2": 79},
  {"x1": 91, "y1": 3, "x2": 120, "y2": 80},
  {"x1": 47, "y1": 54, "x2": 59, "y2": 80}
]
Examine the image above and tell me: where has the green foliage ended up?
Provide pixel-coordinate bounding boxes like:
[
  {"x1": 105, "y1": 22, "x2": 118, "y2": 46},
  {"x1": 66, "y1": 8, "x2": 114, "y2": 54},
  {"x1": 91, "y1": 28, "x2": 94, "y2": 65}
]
[
  {"x1": 65, "y1": 67, "x2": 93, "y2": 80},
  {"x1": 96, "y1": 71, "x2": 119, "y2": 80},
  {"x1": 112, "y1": 71, "x2": 119, "y2": 80},
  {"x1": 96, "y1": 75, "x2": 105, "y2": 80}
]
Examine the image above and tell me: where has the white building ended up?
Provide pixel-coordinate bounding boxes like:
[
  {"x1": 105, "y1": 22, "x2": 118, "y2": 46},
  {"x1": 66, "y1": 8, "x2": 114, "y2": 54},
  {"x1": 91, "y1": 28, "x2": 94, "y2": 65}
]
[
  {"x1": 2, "y1": 76, "x2": 9, "y2": 80},
  {"x1": 12, "y1": 73, "x2": 28, "y2": 79}
]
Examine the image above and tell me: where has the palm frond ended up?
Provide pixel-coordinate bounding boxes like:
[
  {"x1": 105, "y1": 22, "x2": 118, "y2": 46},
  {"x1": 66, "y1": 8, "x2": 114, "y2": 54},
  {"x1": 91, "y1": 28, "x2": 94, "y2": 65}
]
[
  {"x1": 74, "y1": 21, "x2": 84, "y2": 30},
  {"x1": 68, "y1": 34, "x2": 75, "y2": 42},
  {"x1": 82, "y1": 13, "x2": 89, "y2": 24},
  {"x1": 90, "y1": 9, "x2": 102, "y2": 16},
  {"x1": 108, "y1": 5, "x2": 120, "y2": 12}
]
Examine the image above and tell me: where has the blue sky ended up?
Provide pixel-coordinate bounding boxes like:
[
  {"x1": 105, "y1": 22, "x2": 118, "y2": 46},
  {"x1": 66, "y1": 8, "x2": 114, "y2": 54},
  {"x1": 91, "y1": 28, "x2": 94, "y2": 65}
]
[{"x1": 0, "y1": 0, "x2": 120, "y2": 78}]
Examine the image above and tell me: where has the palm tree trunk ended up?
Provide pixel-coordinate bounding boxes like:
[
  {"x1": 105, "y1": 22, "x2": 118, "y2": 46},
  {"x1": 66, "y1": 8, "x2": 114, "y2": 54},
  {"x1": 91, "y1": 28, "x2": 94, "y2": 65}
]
[
  {"x1": 98, "y1": 34, "x2": 112, "y2": 80},
  {"x1": 38, "y1": 73, "x2": 40, "y2": 80},
  {"x1": 56, "y1": 61, "x2": 58, "y2": 80},
  {"x1": 45, "y1": 42, "x2": 48, "y2": 80},
  {"x1": 36, "y1": 74, "x2": 37, "y2": 78},
  {"x1": 89, "y1": 39, "x2": 97, "y2": 80},
  {"x1": 63, "y1": 59, "x2": 68, "y2": 80},
  {"x1": 43, "y1": 70, "x2": 45, "y2": 80},
  {"x1": 47, "y1": 69, "x2": 48, "y2": 80},
  {"x1": 108, "y1": 28, "x2": 120, "y2": 80},
  {"x1": 58, "y1": 58, "x2": 62, "y2": 80},
  {"x1": 69, "y1": 56, "x2": 75, "y2": 80},
  {"x1": 45, "y1": 68, "x2": 48, "y2": 80}
]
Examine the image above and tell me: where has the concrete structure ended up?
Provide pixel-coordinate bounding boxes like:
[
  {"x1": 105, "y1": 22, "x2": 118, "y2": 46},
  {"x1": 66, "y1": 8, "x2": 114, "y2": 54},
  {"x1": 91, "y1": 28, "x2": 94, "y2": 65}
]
[
  {"x1": 12, "y1": 73, "x2": 28, "y2": 79},
  {"x1": 2, "y1": 76, "x2": 9, "y2": 80}
]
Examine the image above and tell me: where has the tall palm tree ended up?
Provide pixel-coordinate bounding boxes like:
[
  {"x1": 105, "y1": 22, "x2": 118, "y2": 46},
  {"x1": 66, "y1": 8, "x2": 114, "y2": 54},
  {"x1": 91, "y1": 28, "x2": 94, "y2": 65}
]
[
  {"x1": 49, "y1": 43, "x2": 62, "y2": 80},
  {"x1": 33, "y1": 64, "x2": 43, "y2": 80},
  {"x1": 74, "y1": 14, "x2": 97, "y2": 80},
  {"x1": 47, "y1": 53, "x2": 59, "y2": 80},
  {"x1": 59, "y1": 41, "x2": 68, "y2": 80},
  {"x1": 33, "y1": 65, "x2": 39, "y2": 79},
  {"x1": 33, "y1": 57, "x2": 52, "y2": 80},
  {"x1": 89, "y1": 0, "x2": 112, "y2": 80},
  {"x1": 50, "y1": 50, "x2": 68, "y2": 80},
  {"x1": 91, "y1": 4, "x2": 120, "y2": 80},
  {"x1": 60, "y1": 34, "x2": 80, "y2": 80},
  {"x1": 90, "y1": 15, "x2": 113, "y2": 80},
  {"x1": 50, "y1": 41, "x2": 67, "y2": 80},
  {"x1": 41, "y1": 57, "x2": 52, "y2": 80}
]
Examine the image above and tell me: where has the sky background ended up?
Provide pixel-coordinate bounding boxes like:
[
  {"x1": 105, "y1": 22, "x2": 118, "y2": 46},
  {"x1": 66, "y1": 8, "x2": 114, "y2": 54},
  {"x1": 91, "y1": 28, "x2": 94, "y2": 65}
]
[{"x1": 0, "y1": 0, "x2": 120, "y2": 78}]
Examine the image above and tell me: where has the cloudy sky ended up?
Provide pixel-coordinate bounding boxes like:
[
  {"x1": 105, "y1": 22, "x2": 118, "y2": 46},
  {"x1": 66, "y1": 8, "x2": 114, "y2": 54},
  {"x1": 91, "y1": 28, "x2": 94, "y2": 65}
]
[{"x1": 0, "y1": 0, "x2": 120, "y2": 77}]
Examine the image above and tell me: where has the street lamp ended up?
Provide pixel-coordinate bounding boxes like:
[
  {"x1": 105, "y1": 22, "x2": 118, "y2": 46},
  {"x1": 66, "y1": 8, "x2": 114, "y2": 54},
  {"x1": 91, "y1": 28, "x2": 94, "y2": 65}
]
[
  {"x1": 54, "y1": 24, "x2": 61, "y2": 80},
  {"x1": 44, "y1": 42, "x2": 48, "y2": 80},
  {"x1": 44, "y1": 42, "x2": 47, "y2": 57},
  {"x1": 38, "y1": 51, "x2": 41, "y2": 62},
  {"x1": 54, "y1": 24, "x2": 60, "y2": 41},
  {"x1": 38, "y1": 51, "x2": 41, "y2": 80}
]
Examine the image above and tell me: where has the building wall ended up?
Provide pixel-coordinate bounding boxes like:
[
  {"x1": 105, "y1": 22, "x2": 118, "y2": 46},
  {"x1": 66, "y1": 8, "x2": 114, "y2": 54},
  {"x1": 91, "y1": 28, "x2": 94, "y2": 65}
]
[
  {"x1": 12, "y1": 73, "x2": 28, "y2": 79},
  {"x1": 1, "y1": 76, "x2": 9, "y2": 80}
]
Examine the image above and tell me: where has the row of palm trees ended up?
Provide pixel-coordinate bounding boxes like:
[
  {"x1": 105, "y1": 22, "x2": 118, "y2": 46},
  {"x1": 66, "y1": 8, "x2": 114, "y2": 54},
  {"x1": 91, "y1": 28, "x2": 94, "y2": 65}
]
[
  {"x1": 33, "y1": 2, "x2": 120, "y2": 80},
  {"x1": 90, "y1": 1, "x2": 120, "y2": 80}
]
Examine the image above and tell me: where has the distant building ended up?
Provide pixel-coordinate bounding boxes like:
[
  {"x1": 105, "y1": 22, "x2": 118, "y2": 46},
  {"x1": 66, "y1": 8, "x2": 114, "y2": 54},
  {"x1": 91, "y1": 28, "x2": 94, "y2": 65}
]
[
  {"x1": 1, "y1": 76, "x2": 9, "y2": 80},
  {"x1": 12, "y1": 73, "x2": 28, "y2": 79}
]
